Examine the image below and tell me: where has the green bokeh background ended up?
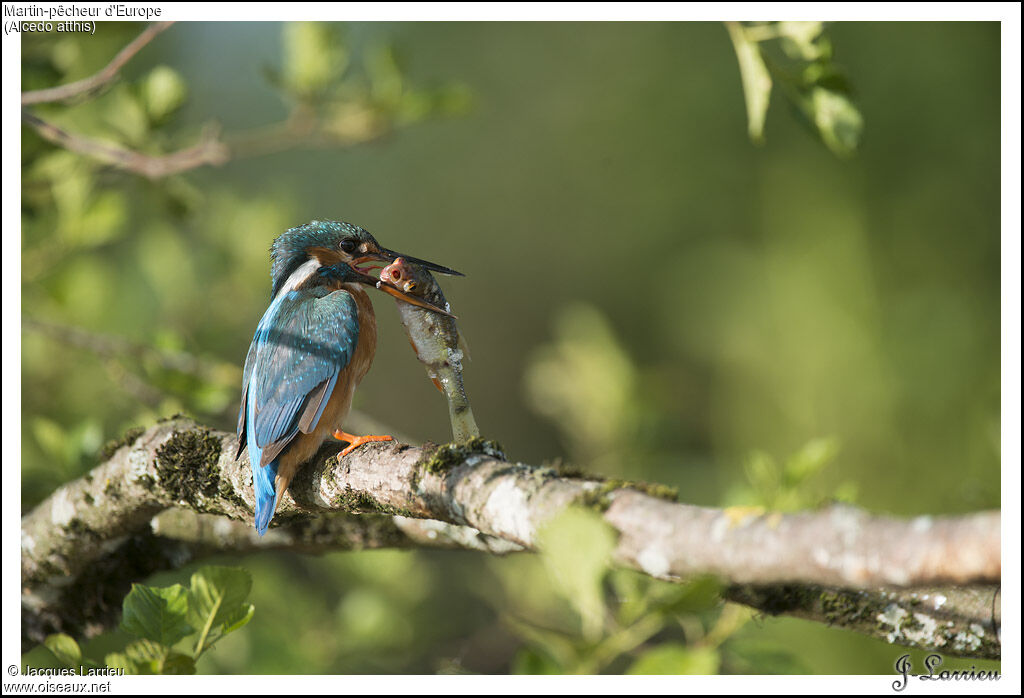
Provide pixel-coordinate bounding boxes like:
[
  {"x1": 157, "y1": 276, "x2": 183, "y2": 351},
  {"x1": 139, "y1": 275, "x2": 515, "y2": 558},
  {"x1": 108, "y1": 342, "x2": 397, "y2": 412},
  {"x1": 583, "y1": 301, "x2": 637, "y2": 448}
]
[{"x1": 21, "y1": 21, "x2": 1001, "y2": 674}]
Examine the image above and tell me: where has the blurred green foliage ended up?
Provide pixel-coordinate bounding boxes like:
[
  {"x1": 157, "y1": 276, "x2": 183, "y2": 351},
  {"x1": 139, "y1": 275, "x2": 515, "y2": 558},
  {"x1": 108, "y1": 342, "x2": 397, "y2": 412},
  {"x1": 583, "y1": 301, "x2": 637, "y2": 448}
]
[
  {"x1": 727, "y1": 21, "x2": 863, "y2": 156},
  {"x1": 504, "y1": 508, "x2": 739, "y2": 674},
  {"x1": 21, "y1": 21, "x2": 1000, "y2": 674},
  {"x1": 23, "y1": 566, "x2": 255, "y2": 674}
]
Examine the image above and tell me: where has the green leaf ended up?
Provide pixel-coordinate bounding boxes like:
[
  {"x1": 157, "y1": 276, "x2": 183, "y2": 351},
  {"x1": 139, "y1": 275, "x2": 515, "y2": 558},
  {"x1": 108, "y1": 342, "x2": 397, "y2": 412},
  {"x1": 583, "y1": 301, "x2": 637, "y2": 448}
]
[
  {"x1": 807, "y1": 87, "x2": 862, "y2": 157},
  {"x1": 124, "y1": 638, "x2": 167, "y2": 668},
  {"x1": 219, "y1": 603, "x2": 255, "y2": 636},
  {"x1": 104, "y1": 87, "x2": 149, "y2": 145},
  {"x1": 776, "y1": 21, "x2": 825, "y2": 60},
  {"x1": 512, "y1": 647, "x2": 563, "y2": 674},
  {"x1": 186, "y1": 566, "x2": 253, "y2": 647},
  {"x1": 159, "y1": 653, "x2": 197, "y2": 675},
  {"x1": 43, "y1": 634, "x2": 81, "y2": 668},
  {"x1": 536, "y1": 508, "x2": 616, "y2": 640},
  {"x1": 143, "y1": 66, "x2": 187, "y2": 121},
  {"x1": 103, "y1": 652, "x2": 138, "y2": 674},
  {"x1": 627, "y1": 644, "x2": 720, "y2": 675},
  {"x1": 726, "y1": 22, "x2": 772, "y2": 143},
  {"x1": 523, "y1": 303, "x2": 640, "y2": 459},
  {"x1": 659, "y1": 575, "x2": 723, "y2": 615},
  {"x1": 105, "y1": 640, "x2": 193, "y2": 675},
  {"x1": 121, "y1": 583, "x2": 192, "y2": 646},
  {"x1": 283, "y1": 22, "x2": 347, "y2": 95},
  {"x1": 783, "y1": 437, "x2": 840, "y2": 486},
  {"x1": 104, "y1": 640, "x2": 165, "y2": 674}
]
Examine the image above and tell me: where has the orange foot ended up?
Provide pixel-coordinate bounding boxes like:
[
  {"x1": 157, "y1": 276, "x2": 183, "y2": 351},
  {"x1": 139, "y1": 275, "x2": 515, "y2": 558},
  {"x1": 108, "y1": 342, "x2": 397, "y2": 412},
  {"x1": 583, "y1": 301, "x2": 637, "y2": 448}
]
[{"x1": 333, "y1": 429, "x2": 394, "y2": 459}]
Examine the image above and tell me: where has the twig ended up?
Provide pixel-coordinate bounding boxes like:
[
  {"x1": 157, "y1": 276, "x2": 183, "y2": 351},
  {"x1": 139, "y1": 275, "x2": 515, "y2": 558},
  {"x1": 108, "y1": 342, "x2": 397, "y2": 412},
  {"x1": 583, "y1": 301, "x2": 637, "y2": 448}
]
[
  {"x1": 19, "y1": 23, "x2": 391, "y2": 179},
  {"x1": 21, "y1": 417, "x2": 1001, "y2": 658},
  {"x1": 21, "y1": 103, "x2": 388, "y2": 180},
  {"x1": 21, "y1": 111, "x2": 230, "y2": 180},
  {"x1": 22, "y1": 22, "x2": 175, "y2": 105}
]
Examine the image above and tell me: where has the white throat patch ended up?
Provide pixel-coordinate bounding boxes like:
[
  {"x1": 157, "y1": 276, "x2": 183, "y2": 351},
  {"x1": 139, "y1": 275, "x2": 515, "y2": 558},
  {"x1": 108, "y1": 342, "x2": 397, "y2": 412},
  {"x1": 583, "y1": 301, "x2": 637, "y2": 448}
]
[{"x1": 275, "y1": 258, "x2": 322, "y2": 299}]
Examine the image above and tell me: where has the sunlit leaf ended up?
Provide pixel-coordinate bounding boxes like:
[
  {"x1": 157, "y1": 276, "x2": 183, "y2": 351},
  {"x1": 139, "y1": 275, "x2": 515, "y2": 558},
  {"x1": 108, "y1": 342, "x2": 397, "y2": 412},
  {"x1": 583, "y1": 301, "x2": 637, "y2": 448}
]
[
  {"x1": 50, "y1": 38, "x2": 82, "y2": 74},
  {"x1": 627, "y1": 644, "x2": 720, "y2": 674},
  {"x1": 123, "y1": 638, "x2": 167, "y2": 667},
  {"x1": 726, "y1": 22, "x2": 772, "y2": 143},
  {"x1": 783, "y1": 437, "x2": 840, "y2": 486},
  {"x1": 105, "y1": 639, "x2": 165, "y2": 674},
  {"x1": 186, "y1": 566, "x2": 253, "y2": 642},
  {"x1": 659, "y1": 575, "x2": 723, "y2": 615},
  {"x1": 808, "y1": 87, "x2": 863, "y2": 157},
  {"x1": 220, "y1": 603, "x2": 255, "y2": 636},
  {"x1": 283, "y1": 22, "x2": 347, "y2": 96},
  {"x1": 43, "y1": 634, "x2": 81, "y2": 668},
  {"x1": 104, "y1": 87, "x2": 149, "y2": 144},
  {"x1": 75, "y1": 191, "x2": 127, "y2": 247},
  {"x1": 143, "y1": 66, "x2": 188, "y2": 121},
  {"x1": 536, "y1": 508, "x2": 616, "y2": 640},
  {"x1": 524, "y1": 304, "x2": 639, "y2": 462},
  {"x1": 103, "y1": 651, "x2": 137, "y2": 674},
  {"x1": 121, "y1": 583, "x2": 192, "y2": 646},
  {"x1": 777, "y1": 21, "x2": 825, "y2": 60},
  {"x1": 512, "y1": 647, "x2": 563, "y2": 674}
]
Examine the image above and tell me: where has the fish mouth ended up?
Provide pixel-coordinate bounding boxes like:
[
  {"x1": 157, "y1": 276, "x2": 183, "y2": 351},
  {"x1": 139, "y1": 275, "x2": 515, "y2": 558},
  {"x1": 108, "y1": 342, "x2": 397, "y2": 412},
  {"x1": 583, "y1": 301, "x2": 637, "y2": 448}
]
[
  {"x1": 349, "y1": 266, "x2": 456, "y2": 318},
  {"x1": 375, "y1": 279, "x2": 457, "y2": 317}
]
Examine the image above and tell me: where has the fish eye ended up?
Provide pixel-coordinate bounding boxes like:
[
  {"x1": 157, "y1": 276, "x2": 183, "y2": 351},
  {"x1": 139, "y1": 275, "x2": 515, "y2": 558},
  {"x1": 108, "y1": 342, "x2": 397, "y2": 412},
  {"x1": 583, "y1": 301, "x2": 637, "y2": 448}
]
[
  {"x1": 406, "y1": 282, "x2": 418, "y2": 292},
  {"x1": 340, "y1": 239, "x2": 357, "y2": 253}
]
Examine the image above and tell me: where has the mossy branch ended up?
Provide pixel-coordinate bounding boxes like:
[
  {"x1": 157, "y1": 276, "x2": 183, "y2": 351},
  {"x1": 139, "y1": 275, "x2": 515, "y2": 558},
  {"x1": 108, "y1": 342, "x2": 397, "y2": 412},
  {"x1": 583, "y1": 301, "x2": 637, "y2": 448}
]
[{"x1": 21, "y1": 417, "x2": 1001, "y2": 659}]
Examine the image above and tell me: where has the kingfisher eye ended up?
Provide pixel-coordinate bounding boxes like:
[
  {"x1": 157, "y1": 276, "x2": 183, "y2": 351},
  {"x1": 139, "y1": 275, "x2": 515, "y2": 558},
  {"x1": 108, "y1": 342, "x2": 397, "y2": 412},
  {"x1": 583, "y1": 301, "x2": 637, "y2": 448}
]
[{"x1": 340, "y1": 239, "x2": 357, "y2": 253}]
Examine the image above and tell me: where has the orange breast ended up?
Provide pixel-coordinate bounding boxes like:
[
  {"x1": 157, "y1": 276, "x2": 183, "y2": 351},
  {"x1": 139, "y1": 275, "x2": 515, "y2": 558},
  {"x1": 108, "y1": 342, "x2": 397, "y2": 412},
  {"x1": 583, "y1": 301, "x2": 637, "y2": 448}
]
[{"x1": 275, "y1": 284, "x2": 377, "y2": 490}]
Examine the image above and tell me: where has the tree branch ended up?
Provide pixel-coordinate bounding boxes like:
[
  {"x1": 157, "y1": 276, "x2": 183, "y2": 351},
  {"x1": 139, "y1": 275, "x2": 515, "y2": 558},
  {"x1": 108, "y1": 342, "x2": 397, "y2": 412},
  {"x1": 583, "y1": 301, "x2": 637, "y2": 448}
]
[
  {"x1": 21, "y1": 22, "x2": 175, "y2": 106},
  {"x1": 21, "y1": 418, "x2": 1001, "y2": 658},
  {"x1": 21, "y1": 22, "x2": 392, "y2": 179},
  {"x1": 21, "y1": 111, "x2": 231, "y2": 180}
]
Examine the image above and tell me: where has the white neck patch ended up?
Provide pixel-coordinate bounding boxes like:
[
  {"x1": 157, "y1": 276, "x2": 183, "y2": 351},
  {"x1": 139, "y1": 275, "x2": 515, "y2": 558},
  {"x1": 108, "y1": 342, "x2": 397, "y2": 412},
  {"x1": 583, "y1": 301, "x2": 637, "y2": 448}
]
[{"x1": 275, "y1": 257, "x2": 322, "y2": 299}]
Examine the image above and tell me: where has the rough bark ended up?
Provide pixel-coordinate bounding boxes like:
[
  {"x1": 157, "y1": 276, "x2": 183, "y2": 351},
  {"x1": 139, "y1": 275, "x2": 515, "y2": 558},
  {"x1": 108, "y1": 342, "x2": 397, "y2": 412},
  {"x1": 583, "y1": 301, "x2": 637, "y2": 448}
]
[{"x1": 21, "y1": 418, "x2": 1001, "y2": 659}]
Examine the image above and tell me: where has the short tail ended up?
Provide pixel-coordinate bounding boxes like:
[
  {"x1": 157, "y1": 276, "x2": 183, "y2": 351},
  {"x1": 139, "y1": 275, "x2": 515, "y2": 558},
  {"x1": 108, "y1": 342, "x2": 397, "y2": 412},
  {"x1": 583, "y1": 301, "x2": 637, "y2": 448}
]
[{"x1": 252, "y1": 453, "x2": 280, "y2": 536}]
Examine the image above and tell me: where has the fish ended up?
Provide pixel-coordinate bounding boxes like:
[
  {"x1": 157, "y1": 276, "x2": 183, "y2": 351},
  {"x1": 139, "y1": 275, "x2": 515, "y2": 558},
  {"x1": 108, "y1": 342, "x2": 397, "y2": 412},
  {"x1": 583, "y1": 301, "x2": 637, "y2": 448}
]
[{"x1": 378, "y1": 257, "x2": 479, "y2": 442}]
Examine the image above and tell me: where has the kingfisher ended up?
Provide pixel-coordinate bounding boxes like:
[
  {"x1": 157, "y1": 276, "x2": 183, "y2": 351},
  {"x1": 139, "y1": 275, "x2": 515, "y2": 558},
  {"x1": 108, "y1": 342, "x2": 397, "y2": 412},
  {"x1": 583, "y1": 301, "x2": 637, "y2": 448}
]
[{"x1": 236, "y1": 220, "x2": 461, "y2": 535}]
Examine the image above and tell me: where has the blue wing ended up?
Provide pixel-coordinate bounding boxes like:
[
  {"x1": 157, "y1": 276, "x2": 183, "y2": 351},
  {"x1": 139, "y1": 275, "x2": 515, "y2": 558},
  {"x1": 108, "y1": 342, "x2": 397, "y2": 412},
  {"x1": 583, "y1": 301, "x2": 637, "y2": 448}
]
[{"x1": 237, "y1": 286, "x2": 360, "y2": 534}]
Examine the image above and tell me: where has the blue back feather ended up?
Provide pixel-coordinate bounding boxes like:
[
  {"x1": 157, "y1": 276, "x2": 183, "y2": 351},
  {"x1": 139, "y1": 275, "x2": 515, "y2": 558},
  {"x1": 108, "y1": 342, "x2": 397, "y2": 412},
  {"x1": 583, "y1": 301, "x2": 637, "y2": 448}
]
[{"x1": 239, "y1": 284, "x2": 361, "y2": 535}]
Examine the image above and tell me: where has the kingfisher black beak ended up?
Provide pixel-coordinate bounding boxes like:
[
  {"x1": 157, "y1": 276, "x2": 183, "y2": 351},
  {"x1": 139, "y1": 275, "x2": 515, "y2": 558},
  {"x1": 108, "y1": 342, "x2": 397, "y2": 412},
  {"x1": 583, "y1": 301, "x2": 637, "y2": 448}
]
[{"x1": 378, "y1": 248, "x2": 464, "y2": 277}]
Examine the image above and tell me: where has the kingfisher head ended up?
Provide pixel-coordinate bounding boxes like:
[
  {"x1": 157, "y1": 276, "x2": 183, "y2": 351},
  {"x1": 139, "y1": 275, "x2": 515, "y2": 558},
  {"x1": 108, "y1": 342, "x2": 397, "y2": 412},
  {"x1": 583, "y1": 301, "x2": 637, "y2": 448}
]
[{"x1": 270, "y1": 220, "x2": 460, "y2": 314}]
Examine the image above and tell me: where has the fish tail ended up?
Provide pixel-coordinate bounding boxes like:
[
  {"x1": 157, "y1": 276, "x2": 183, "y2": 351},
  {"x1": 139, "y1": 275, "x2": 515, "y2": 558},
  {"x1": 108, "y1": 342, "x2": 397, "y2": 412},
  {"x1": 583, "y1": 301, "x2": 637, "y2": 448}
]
[
  {"x1": 451, "y1": 406, "x2": 480, "y2": 442},
  {"x1": 442, "y1": 370, "x2": 480, "y2": 441}
]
